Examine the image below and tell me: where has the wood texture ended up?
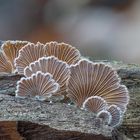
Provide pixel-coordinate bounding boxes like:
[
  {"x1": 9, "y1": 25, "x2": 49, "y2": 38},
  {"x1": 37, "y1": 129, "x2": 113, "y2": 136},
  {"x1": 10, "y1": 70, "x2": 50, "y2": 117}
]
[
  {"x1": 0, "y1": 121, "x2": 23, "y2": 140},
  {"x1": 0, "y1": 61, "x2": 139, "y2": 140}
]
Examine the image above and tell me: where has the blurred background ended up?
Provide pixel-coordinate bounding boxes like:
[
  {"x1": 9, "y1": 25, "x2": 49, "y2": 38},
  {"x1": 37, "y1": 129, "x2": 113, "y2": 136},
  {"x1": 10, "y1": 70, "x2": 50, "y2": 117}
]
[{"x1": 0, "y1": 0, "x2": 140, "y2": 64}]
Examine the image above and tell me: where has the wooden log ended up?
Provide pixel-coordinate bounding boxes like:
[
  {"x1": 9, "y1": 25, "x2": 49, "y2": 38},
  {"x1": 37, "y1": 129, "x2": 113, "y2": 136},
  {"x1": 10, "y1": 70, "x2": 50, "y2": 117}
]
[
  {"x1": 17, "y1": 121, "x2": 111, "y2": 140},
  {"x1": 0, "y1": 121, "x2": 23, "y2": 140},
  {"x1": 0, "y1": 61, "x2": 139, "y2": 140}
]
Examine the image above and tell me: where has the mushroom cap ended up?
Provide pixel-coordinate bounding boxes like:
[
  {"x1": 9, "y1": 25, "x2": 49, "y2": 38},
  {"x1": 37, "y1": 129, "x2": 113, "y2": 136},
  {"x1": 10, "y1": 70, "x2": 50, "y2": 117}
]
[
  {"x1": 107, "y1": 105, "x2": 122, "y2": 127},
  {"x1": 67, "y1": 59, "x2": 129, "y2": 112},
  {"x1": 44, "y1": 41, "x2": 81, "y2": 65},
  {"x1": 82, "y1": 96, "x2": 107, "y2": 114},
  {"x1": 15, "y1": 42, "x2": 46, "y2": 75},
  {"x1": 2, "y1": 40, "x2": 28, "y2": 69},
  {"x1": 97, "y1": 110, "x2": 112, "y2": 125},
  {"x1": 24, "y1": 56, "x2": 70, "y2": 95},
  {"x1": 0, "y1": 51, "x2": 13, "y2": 73},
  {"x1": 15, "y1": 71, "x2": 59, "y2": 101}
]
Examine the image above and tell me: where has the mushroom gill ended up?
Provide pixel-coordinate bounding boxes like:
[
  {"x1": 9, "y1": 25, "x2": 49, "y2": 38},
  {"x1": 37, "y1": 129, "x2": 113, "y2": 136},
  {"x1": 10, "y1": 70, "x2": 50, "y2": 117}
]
[
  {"x1": 2, "y1": 40, "x2": 29, "y2": 70},
  {"x1": 24, "y1": 56, "x2": 70, "y2": 95},
  {"x1": 67, "y1": 59, "x2": 129, "y2": 112},
  {"x1": 107, "y1": 105, "x2": 122, "y2": 127},
  {"x1": 44, "y1": 41, "x2": 81, "y2": 65},
  {"x1": 82, "y1": 96, "x2": 107, "y2": 114},
  {"x1": 15, "y1": 42, "x2": 47, "y2": 75},
  {"x1": 97, "y1": 110, "x2": 112, "y2": 125},
  {"x1": 0, "y1": 51, "x2": 13, "y2": 73},
  {"x1": 15, "y1": 71, "x2": 59, "y2": 101}
]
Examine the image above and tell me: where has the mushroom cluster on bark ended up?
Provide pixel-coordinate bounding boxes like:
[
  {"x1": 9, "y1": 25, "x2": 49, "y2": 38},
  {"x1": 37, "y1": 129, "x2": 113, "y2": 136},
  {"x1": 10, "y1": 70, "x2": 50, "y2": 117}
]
[{"x1": 0, "y1": 40, "x2": 129, "y2": 131}]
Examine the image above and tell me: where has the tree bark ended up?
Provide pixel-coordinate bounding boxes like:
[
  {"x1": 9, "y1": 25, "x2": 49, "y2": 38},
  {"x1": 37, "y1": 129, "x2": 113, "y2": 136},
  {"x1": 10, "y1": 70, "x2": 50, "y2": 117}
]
[{"x1": 0, "y1": 61, "x2": 139, "y2": 140}]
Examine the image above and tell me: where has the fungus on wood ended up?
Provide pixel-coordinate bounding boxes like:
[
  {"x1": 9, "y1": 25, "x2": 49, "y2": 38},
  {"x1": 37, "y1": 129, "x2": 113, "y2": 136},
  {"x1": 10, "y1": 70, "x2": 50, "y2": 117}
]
[
  {"x1": 0, "y1": 40, "x2": 139, "y2": 140},
  {"x1": 0, "y1": 61, "x2": 139, "y2": 140}
]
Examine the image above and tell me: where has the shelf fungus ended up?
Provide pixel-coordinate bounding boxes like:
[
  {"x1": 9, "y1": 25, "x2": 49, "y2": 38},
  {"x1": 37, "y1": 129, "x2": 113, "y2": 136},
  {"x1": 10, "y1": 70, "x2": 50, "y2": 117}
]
[
  {"x1": 97, "y1": 110, "x2": 112, "y2": 125},
  {"x1": 67, "y1": 59, "x2": 129, "y2": 129},
  {"x1": 15, "y1": 71, "x2": 59, "y2": 101},
  {"x1": 0, "y1": 41, "x2": 28, "y2": 73},
  {"x1": 0, "y1": 51, "x2": 13, "y2": 73},
  {"x1": 95, "y1": 105, "x2": 122, "y2": 128},
  {"x1": 24, "y1": 56, "x2": 70, "y2": 95},
  {"x1": 15, "y1": 42, "x2": 47, "y2": 75},
  {"x1": 2, "y1": 41, "x2": 28, "y2": 70},
  {"x1": 82, "y1": 96, "x2": 107, "y2": 113},
  {"x1": 107, "y1": 105, "x2": 122, "y2": 127},
  {"x1": 67, "y1": 59, "x2": 129, "y2": 113},
  {"x1": 44, "y1": 41, "x2": 81, "y2": 65}
]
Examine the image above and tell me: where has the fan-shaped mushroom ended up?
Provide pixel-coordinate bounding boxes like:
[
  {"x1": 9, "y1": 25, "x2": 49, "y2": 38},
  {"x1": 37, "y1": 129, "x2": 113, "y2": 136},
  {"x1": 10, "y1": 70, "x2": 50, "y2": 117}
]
[
  {"x1": 107, "y1": 105, "x2": 122, "y2": 127},
  {"x1": 97, "y1": 110, "x2": 112, "y2": 125},
  {"x1": 2, "y1": 40, "x2": 28, "y2": 70},
  {"x1": 44, "y1": 41, "x2": 81, "y2": 65},
  {"x1": 67, "y1": 59, "x2": 129, "y2": 112},
  {"x1": 15, "y1": 42, "x2": 46, "y2": 74},
  {"x1": 24, "y1": 56, "x2": 70, "y2": 95},
  {"x1": 82, "y1": 96, "x2": 107, "y2": 114},
  {"x1": 0, "y1": 51, "x2": 13, "y2": 73},
  {"x1": 15, "y1": 71, "x2": 59, "y2": 101}
]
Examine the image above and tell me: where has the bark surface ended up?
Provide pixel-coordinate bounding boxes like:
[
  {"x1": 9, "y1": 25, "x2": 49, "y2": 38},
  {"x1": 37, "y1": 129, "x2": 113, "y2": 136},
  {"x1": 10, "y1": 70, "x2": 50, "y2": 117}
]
[{"x1": 0, "y1": 61, "x2": 139, "y2": 140}]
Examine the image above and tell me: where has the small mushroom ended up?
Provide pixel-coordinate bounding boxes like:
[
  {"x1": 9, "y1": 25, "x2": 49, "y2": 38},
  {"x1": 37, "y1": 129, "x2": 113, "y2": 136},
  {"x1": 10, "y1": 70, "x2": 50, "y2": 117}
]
[
  {"x1": 0, "y1": 51, "x2": 13, "y2": 73},
  {"x1": 24, "y1": 56, "x2": 70, "y2": 95},
  {"x1": 15, "y1": 42, "x2": 47, "y2": 75},
  {"x1": 82, "y1": 96, "x2": 107, "y2": 114},
  {"x1": 15, "y1": 71, "x2": 59, "y2": 101},
  {"x1": 107, "y1": 105, "x2": 122, "y2": 127},
  {"x1": 2, "y1": 40, "x2": 28, "y2": 70},
  {"x1": 67, "y1": 59, "x2": 129, "y2": 112},
  {"x1": 44, "y1": 41, "x2": 81, "y2": 65},
  {"x1": 97, "y1": 110, "x2": 112, "y2": 125}
]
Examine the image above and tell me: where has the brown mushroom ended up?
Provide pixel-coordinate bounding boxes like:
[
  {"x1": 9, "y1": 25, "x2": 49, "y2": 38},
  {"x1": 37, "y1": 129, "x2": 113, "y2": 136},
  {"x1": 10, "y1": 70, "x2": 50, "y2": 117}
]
[
  {"x1": 15, "y1": 71, "x2": 59, "y2": 101},
  {"x1": 67, "y1": 59, "x2": 129, "y2": 112},
  {"x1": 44, "y1": 41, "x2": 81, "y2": 65},
  {"x1": 107, "y1": 105, "x2": 122, "y2": 127},
  {"x1": 15, "y1": 42, "x2": 47, "y2": 75},
  {"x1": 82, "y1": 96, "x2": 107, "y2": 114},
  {"x1": 24, "y1": 56, "x2": 70, "y2": 96},
  {"x1": 2, "y1": 40, "x2": 29, "y2": 70},
  {"x1": 0, "y1": 51, "x2": 13, "y2": 73}
]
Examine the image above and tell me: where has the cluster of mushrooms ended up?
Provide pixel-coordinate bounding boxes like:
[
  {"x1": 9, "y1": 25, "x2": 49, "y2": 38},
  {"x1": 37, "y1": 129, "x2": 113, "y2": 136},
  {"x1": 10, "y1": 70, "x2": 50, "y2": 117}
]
[{"x1": 0, "y1": 41, "x2": 129, "y2": 130}]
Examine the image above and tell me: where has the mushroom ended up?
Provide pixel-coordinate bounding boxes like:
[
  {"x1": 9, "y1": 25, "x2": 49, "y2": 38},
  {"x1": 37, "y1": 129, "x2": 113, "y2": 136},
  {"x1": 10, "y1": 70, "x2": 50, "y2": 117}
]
[
  {"x1": 15, "y1": 41, "x2": 81, "y2": 75},
  {"x1": 15, "y1": 42, "x2": 47, "y2": 75},
  {"x1": 67, "y1": 59, "x2": 129, "y2": 112},
  {"x1": 0, "y1": 51, "x2": 13, "y2": 73},
  {"x1": 107, "y1": 105, "x2": 122, "y2": 127},
  {"x1": 15, "y1": 71, "x2": 59, "y2": 101},
  {"x1": 2, "y1": 40, "x2": 29, "y2": 70},
  {"x1": 44, "y1": 41, "x2": 81, "y2": 65},
  {"x1": 82, "y1": 96, "x2": 107, "y2": 114},
  {"x1": 24, "y1": 56, "x2": 70, "y2": 96},
  {"x1": 97, "y1": 110, "x2": 112, "y2": 125}
]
